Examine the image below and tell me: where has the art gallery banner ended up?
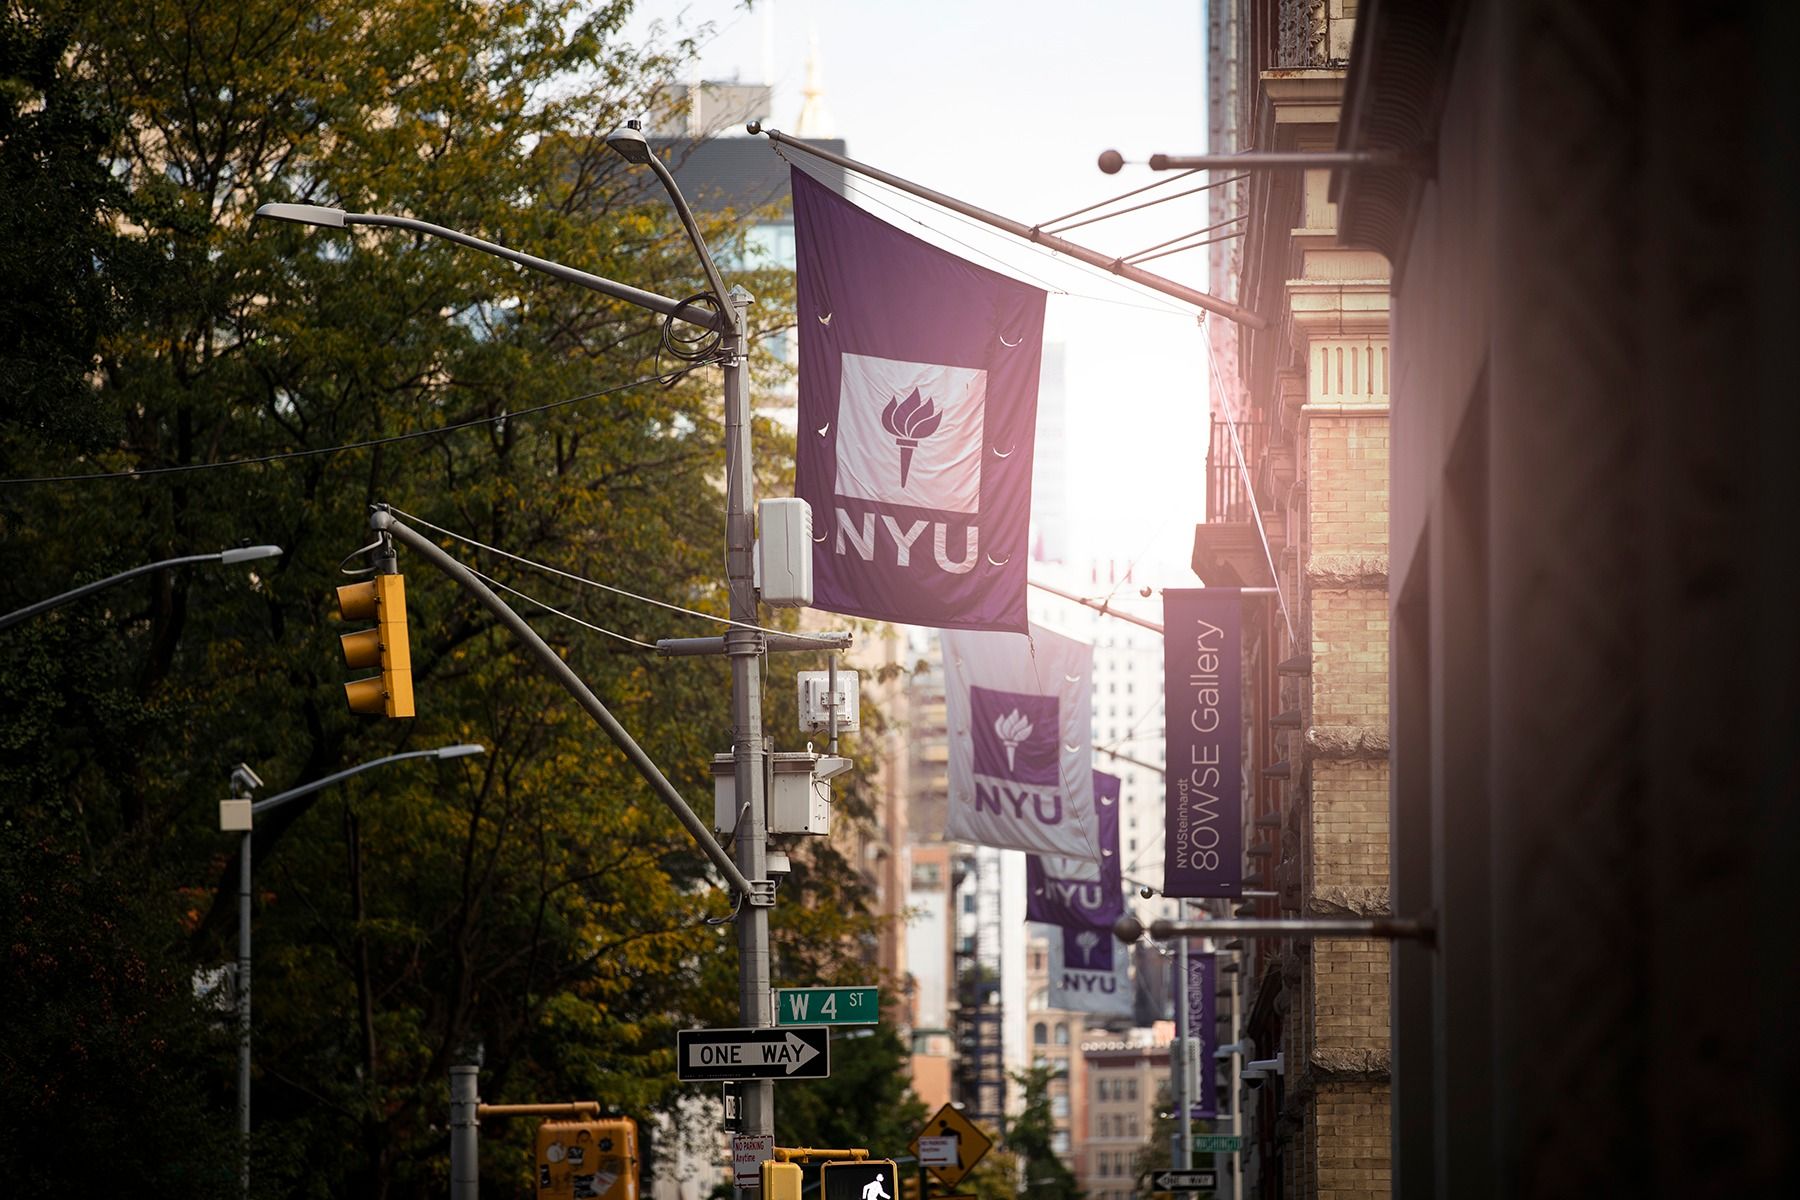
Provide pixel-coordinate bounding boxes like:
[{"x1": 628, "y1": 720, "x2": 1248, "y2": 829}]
[{"x1": 1161, "y1": 588, "x2": 1243, "y2": 897}]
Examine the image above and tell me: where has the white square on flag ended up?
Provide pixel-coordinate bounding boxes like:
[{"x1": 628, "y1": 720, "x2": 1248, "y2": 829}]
[{"x1": 834, "y1": 353, "x2": 986, "y2": 514}]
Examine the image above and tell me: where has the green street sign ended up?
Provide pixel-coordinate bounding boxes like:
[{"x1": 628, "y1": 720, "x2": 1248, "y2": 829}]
[
  {"x1": 1191, "y1": 1134, "x2": 1243, "y2": 1153},
  {"x1": 775, "y1": 986, "x2": 879, "y2": 1026}
]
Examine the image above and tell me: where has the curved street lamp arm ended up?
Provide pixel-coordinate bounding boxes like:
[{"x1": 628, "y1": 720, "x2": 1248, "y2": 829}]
[
  {"x1": 641, "y1": 153, "x2": 732, "y2": 314},
  {"x1": 254, "y1": 204, "x2": 723, "y2": 330},
  {"x1": 250, "y1": 748, "x2": 449, "y2": 816},
  {"x1": 0, "y1": 547, "x2": 282, "y2": 632}
]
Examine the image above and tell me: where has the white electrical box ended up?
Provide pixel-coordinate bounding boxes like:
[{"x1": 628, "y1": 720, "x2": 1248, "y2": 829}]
[
  {"x1": 712, "y1": 752, "x2": 832, "y2": 836},
  {"x1": 219, "y1": 799, "x2": 252, "y2": 832},
  {"x1": 797, "y1": 670, "x2": 860, "y2": 733},
  {"x1": 756, "y1": 498, "x2": 813, "y2": 607}
]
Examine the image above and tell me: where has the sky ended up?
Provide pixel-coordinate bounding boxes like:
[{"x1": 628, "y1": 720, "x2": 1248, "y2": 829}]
[{"x1": 621, "y1": 0, "x2": 1218, "y2": 586}]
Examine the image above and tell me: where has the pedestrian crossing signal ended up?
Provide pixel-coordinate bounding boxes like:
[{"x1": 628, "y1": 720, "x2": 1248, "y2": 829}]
[{"x1": 821, "y1": 1160, "x2": 900, "y2": 1200}]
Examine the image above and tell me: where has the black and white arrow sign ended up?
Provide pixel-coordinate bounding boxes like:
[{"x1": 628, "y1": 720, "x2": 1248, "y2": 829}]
[
  {"x1": 1150, "y1": 1169, "x2": 1217, "y2": 1192},
  {"x1": 677, "y1": 1026, "x2": 831, "y2": 1081}
]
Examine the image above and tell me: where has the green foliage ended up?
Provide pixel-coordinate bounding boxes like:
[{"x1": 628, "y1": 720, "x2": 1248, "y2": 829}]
[
  {"x1": 1006, "y1": 1066, "x2": 1081, "y2": 1200},
  {"x1": 0, "y1": 0, "x2": 900, "y2": 1195},
  {"x1": 774, "y1": 1023, "x2": 928, "y2": 1157}
]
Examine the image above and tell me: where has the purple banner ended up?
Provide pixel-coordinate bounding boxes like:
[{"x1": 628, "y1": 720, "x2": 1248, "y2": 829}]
[
  {"x1": 792, "y1": 168, "x2": 1046, "y2": 632},
  {"x1": 1162, "y1": 589, "x2": 1242, "y2": 897},
  {"x1": 1185, "y1": 952, "x2": 1217, "y2": 1119},
  {"x1": 1027, "y1": 771, "x2": 1124, "y2": 927}
]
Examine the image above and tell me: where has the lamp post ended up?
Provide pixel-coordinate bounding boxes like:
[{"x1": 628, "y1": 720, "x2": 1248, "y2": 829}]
[
  {"x1": 600, "y1": 118, "x2": 775, "y2": 1146},
  {"x1": 0, "y1": 544, "x2": 283, "y2": 632},
  {"x1": 255, "y1": 123, "x2": 779, "y2": 1147},
  {"x1": 222, "y1": 742, "x2": 486, "y2": 1199}
]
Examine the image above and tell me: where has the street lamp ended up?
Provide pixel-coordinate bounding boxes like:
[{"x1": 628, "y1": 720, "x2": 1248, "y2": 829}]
[
  {"x1": 0, "y1": 544, "x2": 284, "y2": 632},
  {"x1": 220, "y1": 742, "x2": 487, "y2": 1200},
  {"x1": 599, "y1": 118, "x2": 778, "y2": 1151},
  {"x1": 256, "y1": 122, "x2": 780, "y2": 1149}
]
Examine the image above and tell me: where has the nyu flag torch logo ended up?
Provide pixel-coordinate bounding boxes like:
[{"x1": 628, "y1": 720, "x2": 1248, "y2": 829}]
[
  {"x1": 971, "y1": 686, "x2": 1063, "y2": 826},
  {"x1": 1065, "y1": 926, "x2": 1113, "y2": 971},
  {"x1": 994, "y1": 708, "x2": 1034, "y2": 771},
  {"x1": 881, "y1": 387, "x2": 943, "y2": 488}
]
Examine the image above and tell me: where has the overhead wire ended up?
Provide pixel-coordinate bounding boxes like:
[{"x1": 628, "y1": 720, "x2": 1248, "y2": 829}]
[
  {"x1": 780, "y1": 150, "x2": 1198, "y2": 321},
  {"x1": 1130, "y1": 227, "x2": 1247, "y2": 267},
  {"x1": 464, "y1": 563, "x2": 658, "y2": 651},
  {"x1": 1041, "y1": 173, "x2": 1250, "y2": 237},
  {"x1": 1034, "y1": 167, "x2": 1206, "y2": 231},
  {"x1": 387, "y1": 505, "x2": 846, "y2": 644},
  {"x1": 0, "y1": 362, "x2": 713, "y2": 486},
  {"x1": 1123, "y1": 214, "x2": 1248, "y2": 265}
]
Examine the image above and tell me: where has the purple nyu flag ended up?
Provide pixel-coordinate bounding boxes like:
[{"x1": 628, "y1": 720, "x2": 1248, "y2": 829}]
[
  {"x1": 1026, "y1": 771, "x2": 1124, "y2": 928},
  {"x1": 792, "y1": 168, "x2": 1046, "y2": 631},
  {"x1": 1162, "y1": 589, "x2": 1243, "y2": 897}
]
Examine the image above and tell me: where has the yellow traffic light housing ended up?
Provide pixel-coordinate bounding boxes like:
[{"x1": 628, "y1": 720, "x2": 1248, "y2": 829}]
[
  {"x1": 762, "y1": 1161, "x2": 803, "y2": 1200},
  {"x1": 336, "y1": 573, "x2": 414, "y2": 717},
  {"x1": 534, "y1": 1117, "x2": 638, "y2": 1200}
]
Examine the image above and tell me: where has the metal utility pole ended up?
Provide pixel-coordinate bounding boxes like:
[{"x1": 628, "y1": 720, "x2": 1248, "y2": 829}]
[
  {"x1": 222, "y1": 745, "x2": 485, "y2": 1200},
  {"x1": 1173, "y1": 925, "x2": 1192, "y2": 1172},
  {"x1": 256, "y1": 131, "x2": 847, "y2": 1156}
]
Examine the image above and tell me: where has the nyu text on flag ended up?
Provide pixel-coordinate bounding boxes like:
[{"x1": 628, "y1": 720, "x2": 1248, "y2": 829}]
[
  {"x1": 1039, "y1": 921, "x2": 1133, "y2": 1017},
  {"x1": 792, "y1": 168, "x2": 1046, "y2": 631}
]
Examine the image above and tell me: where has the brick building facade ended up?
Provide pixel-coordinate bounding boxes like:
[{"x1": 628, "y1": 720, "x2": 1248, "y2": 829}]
[{"x1": 1198, "y1": 3, "x2": 1391, "y2": 1196}]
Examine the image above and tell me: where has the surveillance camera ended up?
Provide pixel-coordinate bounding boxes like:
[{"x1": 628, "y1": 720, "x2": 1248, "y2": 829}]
[
  {"x1": 230, "y1": 762, "x2": 264, "y2": 793},
  {"x1": 1139, "y1": 885, "x2": 1156, "y2": 900},
  {"x1": 1243, "y1": 1071, "x2": 1268, "y2": 1090}
]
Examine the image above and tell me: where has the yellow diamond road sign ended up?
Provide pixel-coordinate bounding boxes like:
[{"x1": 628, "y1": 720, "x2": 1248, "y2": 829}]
[{"x1": 908, "y1": 1104, "x2": 994, "y2": 1187}]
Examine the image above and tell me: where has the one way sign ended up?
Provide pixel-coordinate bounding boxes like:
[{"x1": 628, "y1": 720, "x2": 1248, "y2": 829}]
[
  {"x1": 676, "y1": 1026, "x2": 831, "y2": 1081},
  {"x1": 1150, "y1": 1169, "x2": 1217, "y2": 1192}
]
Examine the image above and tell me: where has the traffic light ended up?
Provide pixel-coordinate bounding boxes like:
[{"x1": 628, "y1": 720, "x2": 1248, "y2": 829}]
[
  {"x1": 762, "y1": 1161, "x2": 802, "y2": 1200},
  {"x1": 535, "y1": 1117, "x2": 638, "y2": 1200},
  {"x1": 336, "y1": 573, "x2": 413, "y2": 717}
]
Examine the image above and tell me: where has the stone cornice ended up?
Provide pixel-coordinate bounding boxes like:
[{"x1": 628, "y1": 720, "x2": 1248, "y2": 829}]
[
  {"x1": 1305, "y1": 724, "x2": 1390, "y2": 761},
  {"x1": 1307, "y1": 552, "x2": 1390, "y2": 586}
]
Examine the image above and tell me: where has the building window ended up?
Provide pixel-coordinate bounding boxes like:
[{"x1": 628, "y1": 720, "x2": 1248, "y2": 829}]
[
  {"x1": 1055, "y1": 1022, "x2": 1070, "y2": 1045},
  {"x1": 1126, "y1": 1079, "x2": 1137, "y2": 1101},
  {"x1": 1034, "y1": 1022, "x2": 1048, "y2": 1045}
]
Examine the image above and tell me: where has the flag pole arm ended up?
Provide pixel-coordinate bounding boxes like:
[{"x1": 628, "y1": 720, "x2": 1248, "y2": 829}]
[
  {"x1": 1025, "y1": 578, "x2": 1281, "y2": 634},
  {"x1": 751, "y1": 124, "x2": 1268, "y2": 332}
]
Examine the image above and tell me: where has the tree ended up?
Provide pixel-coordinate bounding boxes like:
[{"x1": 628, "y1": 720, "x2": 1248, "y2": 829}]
[
  {"x1": 1007, "y1": 1066, "x2": 1081, "y2": 1200},
  {"x1": 774, "y1": 1022, "x2": 928, "y2": 1157},
  {"x1": 0, "y1": 2, "x2": 891, "y2": 1195}
]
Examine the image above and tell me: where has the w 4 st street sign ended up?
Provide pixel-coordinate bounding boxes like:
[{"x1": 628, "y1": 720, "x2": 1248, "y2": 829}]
[
  {"x1": 676, "y1": 1026, "x2": 830, "y2": 1081},
  {"x1": 775, "y1": 986, "x2": 878, "y2": 1026}
]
